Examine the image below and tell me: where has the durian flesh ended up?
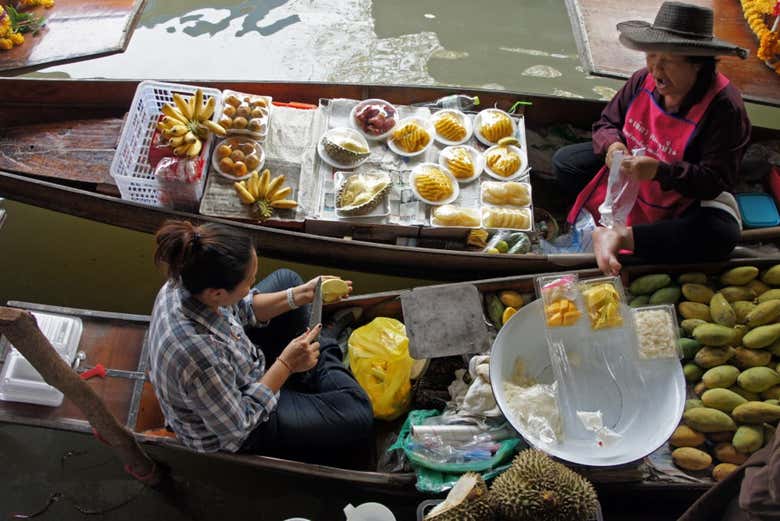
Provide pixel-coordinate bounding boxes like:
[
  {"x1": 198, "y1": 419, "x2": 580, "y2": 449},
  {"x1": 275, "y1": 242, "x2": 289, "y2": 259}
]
[
  {"x1": 322, "y1": 129, "x2": 370, "y2": 166},
  {"x1": 336, "y1": 173, "x2": 391, "y2": 216}
]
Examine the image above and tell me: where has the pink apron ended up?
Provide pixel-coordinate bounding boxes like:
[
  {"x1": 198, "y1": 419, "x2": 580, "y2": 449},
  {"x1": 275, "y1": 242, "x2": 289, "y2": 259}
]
[{"x1": 567, "y1": 71, "x2": 730, "y2": 226}]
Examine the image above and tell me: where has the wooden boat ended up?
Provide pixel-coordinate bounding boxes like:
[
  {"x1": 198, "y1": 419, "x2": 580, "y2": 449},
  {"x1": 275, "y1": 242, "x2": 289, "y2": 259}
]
[
  {"x1": 3, "y1": 257, "x2": 778, "y2": 509},
  {"x1": 1, "y1": 78, "x2": 779, "y2": 281}
]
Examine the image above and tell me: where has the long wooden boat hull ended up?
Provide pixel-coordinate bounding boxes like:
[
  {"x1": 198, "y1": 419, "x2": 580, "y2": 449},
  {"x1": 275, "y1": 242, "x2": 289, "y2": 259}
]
[
  {"x1": 3, "y1": 258, "x2": 779, "y2": 498},
  {"x1": 1, "y1": 78, "x2": 779, "y2": 280}
]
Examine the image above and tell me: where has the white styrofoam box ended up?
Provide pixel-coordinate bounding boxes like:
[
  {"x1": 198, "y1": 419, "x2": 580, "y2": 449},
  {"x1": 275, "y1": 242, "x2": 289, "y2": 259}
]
[{"x1": 0, "y1": 312, "x2": 83, "y2": 407}]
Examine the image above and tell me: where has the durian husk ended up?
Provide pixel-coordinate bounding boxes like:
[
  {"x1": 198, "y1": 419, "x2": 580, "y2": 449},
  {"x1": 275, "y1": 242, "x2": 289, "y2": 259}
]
[
  {"x1": 336, "y1": 173, "x2": 391, "y2": 216},
  {"x1": 425, "y1": 472, "x2": 494, "y2": 521},
  {"x1": 490, "y1": 449, "x2": 599, "y2": 521},
  {"x1": 322, "y1": 131, "x2": 370, "y2": 166}
]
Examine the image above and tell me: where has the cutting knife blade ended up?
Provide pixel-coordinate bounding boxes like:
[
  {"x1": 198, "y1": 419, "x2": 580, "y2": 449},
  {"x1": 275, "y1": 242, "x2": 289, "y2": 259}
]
[{"x1": 308, "y1": 277, "x2": 323, "y2": 330}]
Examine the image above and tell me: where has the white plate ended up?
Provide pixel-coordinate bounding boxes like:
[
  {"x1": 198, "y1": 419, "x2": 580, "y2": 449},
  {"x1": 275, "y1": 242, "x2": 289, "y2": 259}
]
[
  {"x1": 387, "y1": 117, "x2": 434, "y2": 158},
  {"x1": 349, "y1": 98, "x2": 399, "y2": 141},
  {"x1": 317, "y1": 127, "x2": 371, "y2": 170},
  {"x1": 490, "y1": 299, "x2": 685, "y2": 467},
  {"x1": 211, "y1": 137, "x2": 265, "y2": 181},
  {"x1": 473, "y1": 108, "x2": 518, "y2": 146},
  {"x1": 438, "y1": 145, "x2": 484, "y2": 184},
  {"x1": 430, "y1": 109, "x2": 473, "y2": 146},
  {"x1": 483, "y1": 144, "x2": 530, "y2": 181},
  {"x1": 409, "y1": 163, "x2": 460, "y2": 205}
]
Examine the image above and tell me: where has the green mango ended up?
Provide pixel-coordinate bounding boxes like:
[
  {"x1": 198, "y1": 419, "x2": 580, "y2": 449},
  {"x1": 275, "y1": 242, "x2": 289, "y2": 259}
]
[
  {"x1": 649, "y1": 286, "x2": 681, "y2": 305},
  {"x1": 679, "y1": 338, "x2": 702, "y2": 359},
  {"x1": 720, "y1": 266, "x2": 759, "y2": 286},
  {"x1": 629, "y1": 274, "x2": 672, "y2": 295}
]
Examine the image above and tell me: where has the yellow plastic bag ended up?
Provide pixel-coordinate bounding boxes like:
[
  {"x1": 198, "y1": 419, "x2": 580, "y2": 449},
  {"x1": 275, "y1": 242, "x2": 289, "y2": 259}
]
[{"x1": 348, "y1": 317, "x2": 413, "y2": 421}]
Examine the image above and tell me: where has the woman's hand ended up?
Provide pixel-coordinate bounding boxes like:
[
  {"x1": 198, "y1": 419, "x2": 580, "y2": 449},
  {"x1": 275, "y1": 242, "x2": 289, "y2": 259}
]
[
  {"x1": 592, "y1": 225, "x2": 634, "y2": 276},
  {"x1": 620, "y1": 156, "x2": 659, "y2": 181},
  {"x1": 605, "y1": 141, "x2": 628, "y2": 168},
  {"x1": 293, "y1": 276, "x2": 354, "y2": 306},
  {"x1": 278, "y1": 324, "x2": 322, "y2": 373}
]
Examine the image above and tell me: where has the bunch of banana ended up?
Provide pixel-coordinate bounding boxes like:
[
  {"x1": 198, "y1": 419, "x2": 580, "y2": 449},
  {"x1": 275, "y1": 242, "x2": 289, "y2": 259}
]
[
  {"x1": 233, "y1": 169, "x2": 298, "y2": 220},
  {"x1": 157, "y1": 89, "x2": 227, "y2": 158}
]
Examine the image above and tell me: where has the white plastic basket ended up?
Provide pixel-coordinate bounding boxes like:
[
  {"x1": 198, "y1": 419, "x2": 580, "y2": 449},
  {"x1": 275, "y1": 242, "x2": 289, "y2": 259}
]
[{"x1": 110, "y1": 80, "x2": 223, "y2": 209}]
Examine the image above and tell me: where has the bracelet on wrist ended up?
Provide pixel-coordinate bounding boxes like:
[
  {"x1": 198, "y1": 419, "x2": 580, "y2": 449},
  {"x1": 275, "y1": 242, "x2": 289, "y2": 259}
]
[
  {"x1": 286, "y1": 287, "x2": 299, "y2": 310},
  {"x1": 277, "y1": 357, "x2": 293, "y2": 373}
]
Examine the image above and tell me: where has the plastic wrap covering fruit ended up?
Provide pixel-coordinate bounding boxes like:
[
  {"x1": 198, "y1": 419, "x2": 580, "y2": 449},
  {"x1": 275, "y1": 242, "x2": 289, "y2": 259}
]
[
  {"x1": 539, "y1": 275, "x2": 582, "y2": 327},
  {"x1": 581, "y1": 282, "x2": 623, "y2": 330}
]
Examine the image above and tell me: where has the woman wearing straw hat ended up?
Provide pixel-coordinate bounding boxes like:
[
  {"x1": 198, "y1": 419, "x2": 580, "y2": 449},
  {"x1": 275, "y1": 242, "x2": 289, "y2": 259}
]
[{"x1": 554, "y1": 1, "x2": 751, "y2": 275}]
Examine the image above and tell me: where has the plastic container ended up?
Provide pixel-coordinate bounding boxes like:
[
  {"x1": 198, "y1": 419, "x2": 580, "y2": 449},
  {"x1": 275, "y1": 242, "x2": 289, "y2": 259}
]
[
  {"x1": 387, "y1": 117, "x2": 434, "y2": 158},
  {"x1": 473, "y1": 108, "x2": 518, "y2": 146},
  {"x1": 110, "y1": 81, "x2": 222, "y2": 208},
  {"x1": 483, "y1": 143, "x2": 530, "y2": 181},
  {"x1": 633, "y1": 304, "x2": 682, "y2": 359},
  {"x1": 430, "y1": 205, "x2": 481, "y2": 228},
  {"x1": 481, "y1": 180, "x2": 532, "y2": 208},
  {"x1": 333, "y1": 171, "x2": 391, "y2": 219},
  {"x1": 481, "y1": 207, "x2": 533, "y2": 231},
  {"x1": 0, "y1": 312, "x2": 83, "y2": 407},
  {"x1": 430, "y1": 109, "x2": 473, "y2": 145},
  {"x1": 409, "y1": 163, "x2": 459, "y2": 205},
  {"x1": 211, "y1": 137, "x2": 265, "y2": 181},
  {"x1": 736, "y1": 192, "x2": 780, "y2": 228},
  {"x1": 317, "y1": 127, "x2": 371, "y2": 170},
  {"x1": 578, "y1": 276, "x2": 627, "y2": 331},
  {"x1": 438, "y1": 145, "x2": 483, "y2": 183},
  {"x1": 219, "y1": 89, "x2": 272, "y2": 140},
  {"x1": 350, "y1": 99, "x2": 398, "y2": 141}
]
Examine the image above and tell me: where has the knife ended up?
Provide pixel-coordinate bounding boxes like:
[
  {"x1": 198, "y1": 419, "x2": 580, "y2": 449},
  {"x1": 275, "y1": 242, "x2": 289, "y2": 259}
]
[{"x1": 308, "y1": 277, "x2": 323, "y2": 331}]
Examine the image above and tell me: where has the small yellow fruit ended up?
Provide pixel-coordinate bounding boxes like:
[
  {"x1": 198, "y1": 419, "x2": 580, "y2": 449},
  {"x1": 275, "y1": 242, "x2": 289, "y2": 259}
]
[
  {"x1": 502, "y1": 307, "x2": 517, "y2": 325},
  {"x1": 486, "y1": 247, "x2": 500, "y2": 254},
  {"x1": 322, "y1": 278, "x2": 350, "y2": 304},
  {"x1": 499, "y1": 291, "x2": 523, "y2": 308}
]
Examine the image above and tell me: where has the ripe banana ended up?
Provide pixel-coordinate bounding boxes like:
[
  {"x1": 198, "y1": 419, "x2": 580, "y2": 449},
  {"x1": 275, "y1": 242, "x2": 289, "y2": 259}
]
[
  {"x1": 157, "y1": 89, "x2": 226, "y2": 157},
  {"x1": 232, "y1": 169, "x2": 298, "y2": 220}
]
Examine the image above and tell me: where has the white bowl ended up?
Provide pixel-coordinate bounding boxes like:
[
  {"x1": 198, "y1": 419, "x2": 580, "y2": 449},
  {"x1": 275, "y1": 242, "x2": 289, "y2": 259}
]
[
  {"x1": 490, "y1": 299, "x2": 685, "y2": 467},
  {"x1": 473, "y1": 108, "x2": 518, "y2": 146},
  {"x1": 387, "y1": 117, "x2": 434, "y2": 158},
  {"x1": 483, "y1": 144, "x2": 530, "y2": 181},
  {"x1": 430, "y1": 109, "x2": 473, "y2": 146},
  {"x1": 350, "y1": 98, "x2": 399, "y2": 141},
  {"x1": 438, "y1": 145, "x2": 484, "y2": 184},
  {"x1": 409, "y1": 163, "x2": 460, "y2": 205},
  {"x1": 212, "y1": 137, "x2": 264, "y2": 181},
  {"x1": 317, "y1": 127, "x2": 371, "y2": 170}
]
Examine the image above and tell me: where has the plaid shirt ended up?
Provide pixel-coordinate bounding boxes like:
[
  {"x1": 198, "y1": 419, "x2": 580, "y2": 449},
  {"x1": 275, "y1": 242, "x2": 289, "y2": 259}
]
[{"x1": 148, "y1": 280, "x2": 277, "y2": 452}]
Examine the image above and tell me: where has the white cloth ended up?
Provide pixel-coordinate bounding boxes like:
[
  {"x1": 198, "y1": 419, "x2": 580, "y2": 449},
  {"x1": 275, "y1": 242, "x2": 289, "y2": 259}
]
[{"x1": 446, "y1": 355, "x2": 502, "y2": 418}]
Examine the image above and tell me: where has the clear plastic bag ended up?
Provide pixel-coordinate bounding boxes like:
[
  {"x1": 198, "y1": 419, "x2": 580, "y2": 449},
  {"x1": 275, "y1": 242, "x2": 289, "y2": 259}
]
[
  {"x1": 598, "y1": 148, "x2": 645, "y2": 228},
  {"x1": 348, "y1": 317, "x2": 413, "y2": 421}
]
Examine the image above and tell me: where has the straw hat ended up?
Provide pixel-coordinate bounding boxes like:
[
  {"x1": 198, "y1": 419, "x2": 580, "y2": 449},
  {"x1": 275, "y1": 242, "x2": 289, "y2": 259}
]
[{"x1": 617, "y1": 1, "x2": 748, "y2": 59}]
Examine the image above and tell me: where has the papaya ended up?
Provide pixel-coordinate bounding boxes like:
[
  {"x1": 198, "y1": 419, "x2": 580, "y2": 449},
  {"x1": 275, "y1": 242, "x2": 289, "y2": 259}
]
[
  {"x1": 713, "y1": 443, "x2": 748, "y2": 465},
  {"x1": 684, "y1": 363, "x2": 703, "y2": 383},
  {"x1": 760, "y1": 264, "x2": 780, "y2": 285},
  {"x1": 629, "y1": 295, "x2": 650, "y2": 308},
  {"x1": 669, "y1": 425, "x2": 706, "y2": 447},
  {"x1": 757, "y1": 289, "x2": 780, "y2": 303},
  {"x1": 732, "y1": 425, "x2": 764, "y2": 454},
  {"x1": 679, "y1": 338, "x2": 702, "y2": 359},
  {"x1": 712, "y1": 463, "x2": 739, "y2": 482},
  {"x1": 743, "y1": 323, "x2": 780, "y2": 349},
  {"x1": 678, "y1": 272, "x2": 708, "y2": 285},
  {"x1": 683, "y1": 407, "x2": 737, "y2": 432},
  {"x1": 498, "y1": 290, "x2": 523, "y2": 308},
  {"x1": 649, "y1": 286, "x2": 681, "y2": 305},
  {"x1": 734, "y1": 347, "x2": 773, "y2": 369},
  {"x1": 720, "y1": 286, "x2": 756, "y2": 302},
  {"x1": 720, "y1": 266, "x2": 759, "y2": 286},
  {"x1": 672, "y1": 447, "x2": 712, "y2": 471},
  {"x1": 745, "y1": 300, "x2": 780, "y2": 328},
  {"x1": 737, "y1": 367, "x2": 780, "y2": 393},
  {"x1": 681, "y1": 318, "x2": 708, "y2": 336},
  {"x1": 701, "y1": 387, "x2": 747, "y2": 412},
  {"x1": 681, "y1": 283, "x2": 714, "y2": 304},
  {"x1": 629, "y1": 274, "x2": 671, "y2": 295},
  {"x1": 732, "y1": 301, "x2": 756, "y2": 325},
  {"x1": 701, "y1": 367, "x2": 741, "y2": 390},
  {"x1": 694, "y1": 346, "x2": 736, "y2": 368},
  {"x1": 710, "y1": 293, "x2": 736, "y2": 327},
  {"x1": 693, "y1": 324, "x2": 737, "y2": 347},
  {"x1": 679, "y1": 302, "x2": 712, "y2": 321},
  {"x1": 747, "y1": 279, "x2": 771, "y2": 297},
  {"x1": 731, "y1": 401, "x2": 780, "y2": 423}
]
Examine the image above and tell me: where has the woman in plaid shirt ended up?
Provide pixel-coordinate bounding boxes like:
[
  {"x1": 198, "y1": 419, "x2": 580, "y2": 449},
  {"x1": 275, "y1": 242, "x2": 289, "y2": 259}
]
[{"x1": 148, "y1": 220, "x2": 373, "y2": 458}]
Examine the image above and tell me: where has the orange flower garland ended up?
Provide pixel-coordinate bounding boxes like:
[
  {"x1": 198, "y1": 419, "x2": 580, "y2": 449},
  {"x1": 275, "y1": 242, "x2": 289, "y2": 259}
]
[
  {"x1": 0, "y1": 2, "x2": 52, "y2": 52},
  {"x1": 741, "y1": 0, "x2": 780, "y2": 74}
]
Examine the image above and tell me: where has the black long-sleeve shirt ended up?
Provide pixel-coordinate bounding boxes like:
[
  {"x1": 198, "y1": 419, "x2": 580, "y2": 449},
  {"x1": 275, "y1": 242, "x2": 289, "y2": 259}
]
[{"x1": 592, "y1": 68, "x2": 751, "y2": 201}]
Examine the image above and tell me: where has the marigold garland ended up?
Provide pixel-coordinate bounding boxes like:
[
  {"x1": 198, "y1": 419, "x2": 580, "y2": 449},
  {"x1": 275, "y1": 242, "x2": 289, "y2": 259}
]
[
  {"x1": 741, "y1": 0, "x2": 780, "y2": 75},
  {"x1": 0, "y1": 1, "x2": 53, "y2": 51}
]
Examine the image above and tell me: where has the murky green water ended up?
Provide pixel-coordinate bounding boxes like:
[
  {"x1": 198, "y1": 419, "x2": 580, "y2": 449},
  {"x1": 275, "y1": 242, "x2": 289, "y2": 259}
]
[{"x1": 2, "y1": 0, "x2": 778, "y2": 313}]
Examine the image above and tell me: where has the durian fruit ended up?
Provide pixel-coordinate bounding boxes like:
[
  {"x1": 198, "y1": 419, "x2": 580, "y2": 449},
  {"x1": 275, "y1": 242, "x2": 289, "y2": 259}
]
[
  {"x1": 424, "y1": 472, "x2": 494, "y2": 521},
  {"x1": 321, "y1": 129, "x2": 370, "y2": 166},
  {"x1": 490, "y1": 450, "x2": 598, "y2": 521},
  {"x1": 336, "y1": 172, "x2": 391, "y2": 216}
]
